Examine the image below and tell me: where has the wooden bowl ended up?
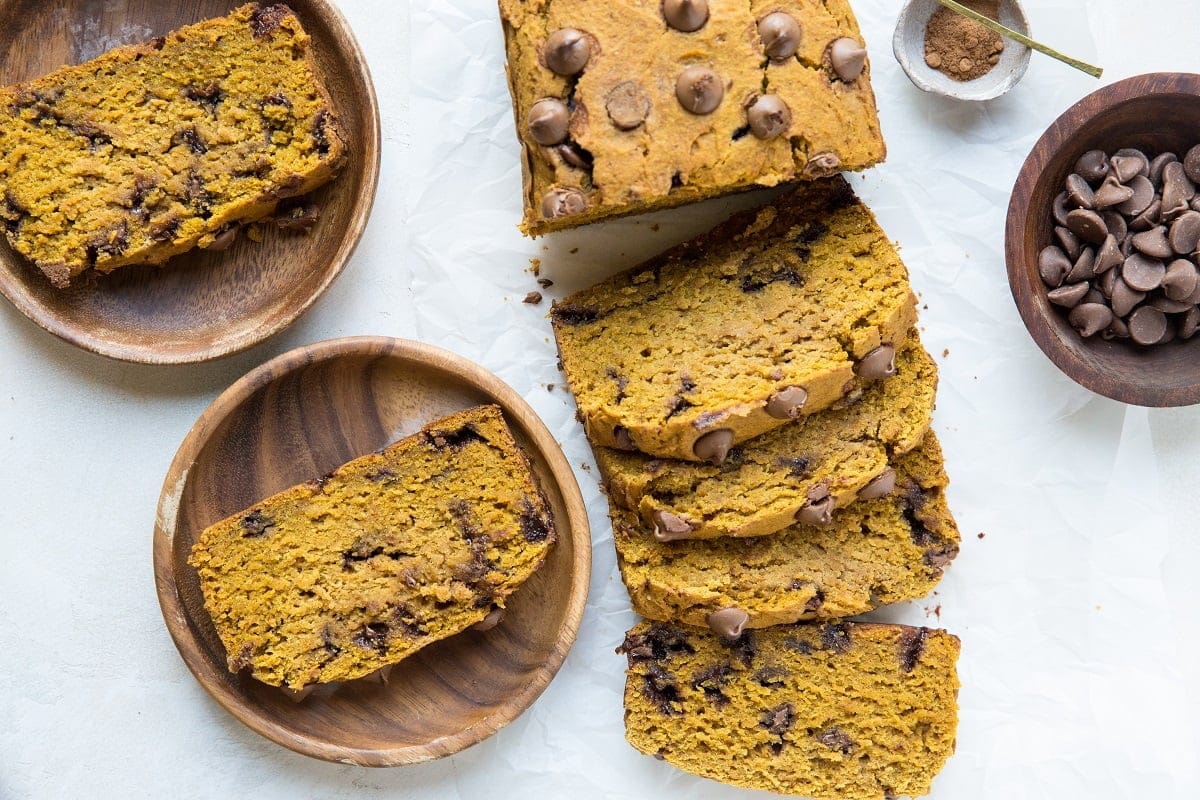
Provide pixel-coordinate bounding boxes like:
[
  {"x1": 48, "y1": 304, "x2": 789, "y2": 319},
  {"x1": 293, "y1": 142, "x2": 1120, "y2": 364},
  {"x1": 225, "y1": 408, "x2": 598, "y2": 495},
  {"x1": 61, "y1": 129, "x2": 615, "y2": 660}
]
[
  {"x1": 893, "y1": 0, "x2": 1031, "y2": 102},
  {"x1": 0, "y1": 0, "x2": 380, "y2": 364},
  {"x1": 153, "y1": 337, "x2": 590, "y2": 765},
  {"x1": 1006, "y1": 72, "x2": 1200, "y2": 406}
]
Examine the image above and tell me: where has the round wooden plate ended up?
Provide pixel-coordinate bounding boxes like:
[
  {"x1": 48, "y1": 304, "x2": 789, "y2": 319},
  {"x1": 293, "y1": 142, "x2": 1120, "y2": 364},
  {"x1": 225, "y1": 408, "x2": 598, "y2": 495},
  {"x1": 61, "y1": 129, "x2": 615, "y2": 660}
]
[
  {"x1": 0, "y1": 0, "x2": 381, "y2": 364},
  {"x1": 154, "y1": 337, "x2": 591, "y2": 765}
]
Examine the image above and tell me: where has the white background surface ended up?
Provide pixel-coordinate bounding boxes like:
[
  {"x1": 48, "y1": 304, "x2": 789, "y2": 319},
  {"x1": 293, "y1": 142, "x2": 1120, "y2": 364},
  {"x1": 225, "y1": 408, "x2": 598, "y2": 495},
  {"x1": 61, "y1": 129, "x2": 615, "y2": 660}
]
[{"x1": 4, "y1": 1, "x2": 1200, "y2": 798}]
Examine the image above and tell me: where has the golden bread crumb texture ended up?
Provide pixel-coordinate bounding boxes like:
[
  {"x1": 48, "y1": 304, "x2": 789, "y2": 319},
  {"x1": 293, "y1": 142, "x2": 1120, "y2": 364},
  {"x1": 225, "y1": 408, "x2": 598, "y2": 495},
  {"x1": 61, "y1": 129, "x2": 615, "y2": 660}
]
[
  {"x1": 552, "y1": 177, "x2": 917, "y2": 463},
  {"x1": 499, "y1": 0, "x2": 886, "y2": 234},
  {"x1": 188, "y1": 405, "x2": 555, "y2": 689},
  {"x1": 613, "y1": 431, "x2": 960, "y2": 628},
  {"x1": 619, "y1": 620, "x2": 960, "y2": 800},
  {"x1": 0, "y1": 3, "x2": 346, "y2": 287}
]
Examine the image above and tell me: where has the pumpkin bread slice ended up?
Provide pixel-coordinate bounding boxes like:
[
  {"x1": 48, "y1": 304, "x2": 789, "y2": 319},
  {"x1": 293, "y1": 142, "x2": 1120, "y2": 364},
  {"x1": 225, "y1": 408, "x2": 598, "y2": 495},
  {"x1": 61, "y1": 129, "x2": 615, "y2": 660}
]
[
  {"x1": 618, "y1": 620, "x2": 960, "y2": 799},
  {"x1": 595, "y1": 331, "x2": 937, "y2": 541},
  {"x1": 188, "y1": 405, "x2": 555, "y2": 690},
  {"x1": 551, "y1": 176, "x2": 917, "y2": 462},
  {"x1": 612, "y1": 430, "x2": 958, "y2": 629},
  {"x1": 0, "y1": 3, "x2": 346, "y2": 287}
]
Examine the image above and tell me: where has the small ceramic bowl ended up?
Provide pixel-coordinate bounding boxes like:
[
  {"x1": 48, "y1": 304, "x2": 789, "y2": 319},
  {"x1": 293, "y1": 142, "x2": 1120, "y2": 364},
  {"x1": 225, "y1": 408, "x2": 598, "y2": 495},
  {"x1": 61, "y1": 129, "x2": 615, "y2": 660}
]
[
  {"x1": 893, "y1": 0, "x2": 1031, "y2": 101},
  {"x1": 1006, "y1": 73, "x2": 1200, "y2": 407}
]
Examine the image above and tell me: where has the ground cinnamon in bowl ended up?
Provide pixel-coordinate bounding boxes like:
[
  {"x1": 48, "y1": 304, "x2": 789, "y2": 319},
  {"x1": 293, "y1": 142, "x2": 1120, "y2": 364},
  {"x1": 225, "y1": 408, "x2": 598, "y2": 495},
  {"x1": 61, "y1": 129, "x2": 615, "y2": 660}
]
[{"x1": 924, "y1": 0, "x2": 1004, "y2": 81}]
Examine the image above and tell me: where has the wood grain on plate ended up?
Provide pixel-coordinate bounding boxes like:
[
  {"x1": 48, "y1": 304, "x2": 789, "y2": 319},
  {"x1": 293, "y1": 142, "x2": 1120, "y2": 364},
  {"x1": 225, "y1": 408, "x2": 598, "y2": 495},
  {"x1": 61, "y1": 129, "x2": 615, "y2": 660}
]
[
  {"x1": 154, "y1": 337, "x2": 591, "y2": 765},
  {"x1": 0, "y1": 0, "x2": 380, "y2": 364},
  {"x1": 1006, "y1": 72, "x2": 1200, "y2": 407}
]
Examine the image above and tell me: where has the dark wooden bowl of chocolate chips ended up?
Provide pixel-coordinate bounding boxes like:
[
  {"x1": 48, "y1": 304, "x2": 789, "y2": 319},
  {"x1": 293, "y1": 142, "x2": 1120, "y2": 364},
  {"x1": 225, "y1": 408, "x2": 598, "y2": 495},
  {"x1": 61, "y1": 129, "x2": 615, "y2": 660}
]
[{"x1": 1007, "y1": 72, "x2": 1200, "y2": 407}]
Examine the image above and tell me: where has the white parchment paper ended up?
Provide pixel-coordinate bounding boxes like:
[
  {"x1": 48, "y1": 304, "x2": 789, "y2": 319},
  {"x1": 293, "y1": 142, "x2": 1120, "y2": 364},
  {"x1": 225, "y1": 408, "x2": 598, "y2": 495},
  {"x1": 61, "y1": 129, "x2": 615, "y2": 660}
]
[{"x1": 6, "y1": 1, "x2": 1200, "y2": 798}]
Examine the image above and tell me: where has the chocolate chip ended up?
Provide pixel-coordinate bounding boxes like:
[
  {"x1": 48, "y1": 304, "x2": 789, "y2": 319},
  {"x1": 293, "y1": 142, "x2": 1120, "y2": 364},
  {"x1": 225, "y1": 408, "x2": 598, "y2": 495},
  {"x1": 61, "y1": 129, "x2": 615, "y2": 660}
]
[
  {"x1": 544, "y1": 28, "x2": 590, "y2": 76},
  {"x1": 312, "y1": 110, "x2": 333, "y2": 156},
  {"x1": 707, "y1": 607, "x2": 750, "y2": 640},
  {"x1": 1128, "y1": 305, "x2": 1168, "y2": 346},
  {"x1": 250, "y1": 4, "x2": 289, "y2": 38},
  {"x1": 472, "y1": 608, "x2": 505, "y2": 632},
  {"x1": 275, "y1": 201, "x2": 321, "y2": 232},
  {"x1": 1092, "y1": 175, "x2": 1134, "y2": 209},
  {"x1": 1095, "y1": 234, "x2": 1124, "y2": 274},
  {"x1": 662, "y1": 0, "x2": 708, "y2": 32},
  {"x1": 170, "y1": 126, "x2": 207, "y2": 155},
  {"x1": 184, "y1": 83, "x2": 223, "y2": 117},
  {"x1": 652, "y1": 510, "x2": 698, "y2": 542},
  {"x1": 1074, "y1": 149, "x2": 1109, "y2": 183},
  {"x1": 897, "y1": 627, "x2": 929, "y2": 673},
  {"x1": 1055, "y1": 226, "x2": 1082, "y2": 260},
  {"x1": 1163, "y1": 259, "x2": 1200, "y2": 301},
  {"x1": 1101, "y1": 209, "x2": 1128, "y2": 241},
  {"x1": 855, "y1": 344, "x2": 896, "y2": 380},
  {"x1": 1111, "y1": 149, "x2": 1149, "y2": 183},
  {"x1": 206, "y1": 225, "x2": 239, "y2": 251},
  {"x1": 1149, "y1": 152, "x2": 1178, "y2": 187},
  {"x1": 1169, "y1": 211, "x2": 1200, "y2": 255},
  {"x1": 1116, "y1": 175, "x2": 1155, "y2": 217},
  {"x1": 777, "y1": 456, "x2": 812, "y2": 478},
  {"x1": 691, "y1": 663, "x2": 731, "y2": 707},
  {"x1": 612, "y1": 426, "x2": 636, "y2": 451},
  {"x1": 803, "y1": 152, "x2": 841, "y2": 179},
  {"x1": 758, "y1": 12, "x2": 801, "y2": 61},
  {"x1": 556, "y1": 142, "x2": 593, "y2": 170},
  {"x1": 858, "y1": 469, "x2": 896, "y2": 500},
  {"x1": 1103, "y1": 316, "x2": 1130, "y2": 340},
  {"x1": 1122, "y1": 253, "x2": 1166, "y2": 292},
  {"x1": 1053, "y1": 192, "x2": 1071, "y2": 226},
  {"x1": 1148, "y1": 294, "x2": 1193, "y2": 314},
  {"x1": 605, "y1": 81, "x2": 651, "y2": 131},
  {"x1": 150, "y1": 216, "x2": 182, "y2": 244},
  {"x1": 795, "y1": 494, "x2": 834, "y2": 526},
  {"x1": 1180, "y1": 307, "x2": 1200, "y2": 339},
  {"x1": 238, "y1": 510, "x2": 275, "y2": 538},
  {"x1": 1068, "y1": 303, "x2": 1112, "y2": 338},
  {"x1": 766, "y1": 386, "x2": 808, "y2": 419},
  {"x1": 541, "y1": 187, "x2": 587, "y2": 219},
  {"x1": 1065, "y1": 173, "x2": 1095, "y2": 209},
  {"x1": 675, "y1": 66, "x2": 724, "y2": 115},
  {"x1": 820, "y1": 622, "x2": 852, "y2": 653},
  {"x1": 1162, "y1": 161, "x2": 1197, "y2": 221},
  {"x1": 618, "y1": 623, "x2": 696, "y2": 663},
  {"x1": 550, "y1": 303, "x2": 599, "y2": 325},
  {"x1": 1066, "y1": 209, "x2": 1108, "y2": 245},
  {"x1": 353, "y1": 622, "x2": 390, "y2": 653},
  {"x1": 528, "y1": 98, "x2": 570, "y2": 145},
  {"x1": 642, "y1": 664, "x2": 683, "y2": 715},
  {"x1": 816, "y1": 727, "x2": 855, "y2": 753},
  {"x1": 1065, "y1": 248, "x2": 1095, "y2": 283},
  {"x1": 693, "y1": 429, "x2": 734, "y2": 465},
  {"x1": 1186, "y1": 145, "x2": 1200, "y2": 184},
  {"x1": 1132, "y1": 226, "x2": 1173, "y2": 259},
  {"x1": 829, "y1": 38, "x2": 867, "y2": 82},
  {"x1": 520, "y1": 500, "x2": 552, "y2": 543},
  {"x1": 1038, "y1": 245, "x2": 1072, "y2": 287},
  {"x1": 1047, "y1": 282, "x2": 1090, "y2": 308},
  {"x1": 760, "y1": 703, "x2": 795, "y2": 736},
  {"x1": 1132, "y1": 199, "x2": 1162, "y2": 231},
  {"x1": 745, "y1": 94, "x2": 791, "y2": 140}
]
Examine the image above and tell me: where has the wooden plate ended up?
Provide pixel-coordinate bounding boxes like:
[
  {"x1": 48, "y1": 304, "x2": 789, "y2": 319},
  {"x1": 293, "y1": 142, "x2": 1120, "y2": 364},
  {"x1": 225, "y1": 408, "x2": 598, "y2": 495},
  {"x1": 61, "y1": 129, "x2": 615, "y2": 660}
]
[
  {"x1": 153, "y1": 337, "x2": 591, "y2": 765},
  {"x1": 0, "y1": 0, "x2": 381, "y2": 364}
]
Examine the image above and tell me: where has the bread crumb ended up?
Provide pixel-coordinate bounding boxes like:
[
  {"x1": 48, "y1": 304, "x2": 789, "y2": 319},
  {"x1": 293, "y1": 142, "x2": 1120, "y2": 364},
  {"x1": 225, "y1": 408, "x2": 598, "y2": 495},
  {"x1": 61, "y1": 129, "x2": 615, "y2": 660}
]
[
  {"x1": 942, "y1": 348, "x2": 950, "y2": 358},
  {"x1": 529, "y1": 258, "x2": 541, "y2": 276}
]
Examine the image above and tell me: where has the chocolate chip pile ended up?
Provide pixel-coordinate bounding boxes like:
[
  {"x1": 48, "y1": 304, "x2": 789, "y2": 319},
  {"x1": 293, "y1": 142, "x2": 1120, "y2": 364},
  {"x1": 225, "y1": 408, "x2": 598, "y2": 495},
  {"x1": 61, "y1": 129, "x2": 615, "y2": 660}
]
[{"x1": 1041, "y1": 146, "x2": 1200, "y2": 346}]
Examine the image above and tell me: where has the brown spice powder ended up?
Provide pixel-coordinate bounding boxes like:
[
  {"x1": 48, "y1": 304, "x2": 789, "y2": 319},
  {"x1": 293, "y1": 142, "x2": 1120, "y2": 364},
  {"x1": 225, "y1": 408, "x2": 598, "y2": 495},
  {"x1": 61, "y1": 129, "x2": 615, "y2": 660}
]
[{"x1": 924, "y1": 0, "x2": 1005, "y2": 82}]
